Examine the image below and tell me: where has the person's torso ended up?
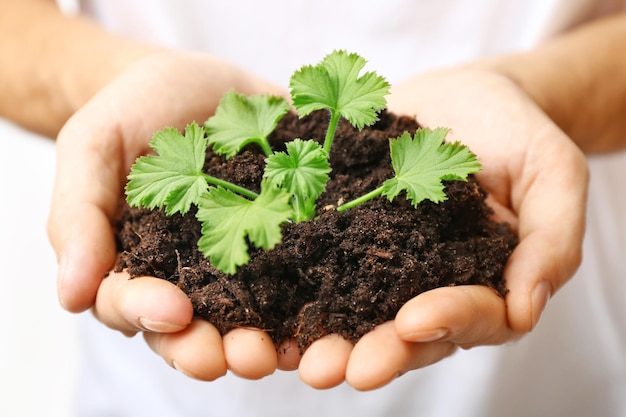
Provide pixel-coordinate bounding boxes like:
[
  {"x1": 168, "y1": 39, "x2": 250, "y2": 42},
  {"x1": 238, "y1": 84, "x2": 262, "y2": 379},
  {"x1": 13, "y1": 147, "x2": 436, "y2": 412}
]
[{"x1": 77, "y1": 0, "x2": 625, "y2": 84}]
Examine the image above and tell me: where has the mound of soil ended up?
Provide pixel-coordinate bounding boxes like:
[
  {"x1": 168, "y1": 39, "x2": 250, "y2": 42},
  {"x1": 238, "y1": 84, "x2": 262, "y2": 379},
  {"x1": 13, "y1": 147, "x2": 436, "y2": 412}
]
[{"x1": 114, "y1": 110, "x2": 517, "y2": 350}]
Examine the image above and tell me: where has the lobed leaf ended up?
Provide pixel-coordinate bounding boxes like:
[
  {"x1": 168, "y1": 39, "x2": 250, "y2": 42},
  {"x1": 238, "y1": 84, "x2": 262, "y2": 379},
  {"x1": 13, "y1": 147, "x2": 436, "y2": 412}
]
[
  {"x1": 264, "y1": 139, "x2": 330, "y2": 201},
  {"x1": 289, "y1": 50, "x2": 390, "y2": 129},
  {"x1": 205, "y1": 90, "x2": 290, "y2": 158},
  {"x1": 126, "y1": 123, "x2": 208, "y2": 215},
  {"x1": 196, "y1": 182, "x2": 293, "y2": 274},
  {"x1": 381, "y1": 128, "x2": 482, "y2": 206}
]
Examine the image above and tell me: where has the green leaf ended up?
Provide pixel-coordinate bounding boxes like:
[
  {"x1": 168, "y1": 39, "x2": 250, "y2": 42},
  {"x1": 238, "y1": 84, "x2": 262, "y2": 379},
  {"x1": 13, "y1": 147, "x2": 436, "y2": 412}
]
[
  {"x1": 205, "y1": 90, "x2": 290, "y2": 158},
  {"x1": 126, "y1": 122, "x2": 208, "y2": 215},
  {"x1": 289, "y1": 50, "x2": 390, "y2": 130},
  {"x1": 381, "y1": 128, "x2": 482, "y2": 206},
  {"x1": 196, "y1": 182, "x2": 293, "y2": 274},
  {"x1": 264, "y1": 139, "x2": 330, "y2": 201}
]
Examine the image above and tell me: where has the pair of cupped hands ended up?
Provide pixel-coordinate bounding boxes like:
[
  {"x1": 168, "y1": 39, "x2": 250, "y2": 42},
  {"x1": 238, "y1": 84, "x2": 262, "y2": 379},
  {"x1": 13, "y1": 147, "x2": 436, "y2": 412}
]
[{"x1": 47, "y1": 51, "x2": 588, "y2": 391}]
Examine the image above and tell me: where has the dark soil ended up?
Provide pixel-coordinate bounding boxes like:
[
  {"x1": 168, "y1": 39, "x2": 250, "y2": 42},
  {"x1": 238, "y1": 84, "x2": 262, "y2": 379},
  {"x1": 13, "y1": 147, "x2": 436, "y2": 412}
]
[{"x1": 115, "y1": 110, "x2": 517, "y2": 350}]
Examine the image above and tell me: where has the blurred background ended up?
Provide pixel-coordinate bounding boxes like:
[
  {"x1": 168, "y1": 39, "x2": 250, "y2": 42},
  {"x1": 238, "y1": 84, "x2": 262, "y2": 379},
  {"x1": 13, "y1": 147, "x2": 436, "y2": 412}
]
[{"x1": 0, "y1": 118, "x2": 80, "y2": 417}]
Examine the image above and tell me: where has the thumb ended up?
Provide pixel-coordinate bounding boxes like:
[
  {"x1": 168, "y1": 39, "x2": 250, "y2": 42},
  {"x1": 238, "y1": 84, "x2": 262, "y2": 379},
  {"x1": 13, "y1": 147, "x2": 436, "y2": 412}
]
[{"x1": 47, "y1": 115, "x2": 122, "y2": 312}]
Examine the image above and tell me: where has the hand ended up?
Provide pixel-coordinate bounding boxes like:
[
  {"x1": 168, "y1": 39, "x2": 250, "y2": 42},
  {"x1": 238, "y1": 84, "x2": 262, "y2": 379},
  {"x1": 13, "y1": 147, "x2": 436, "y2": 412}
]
[
  {"x1": 297, "y1": 67, "x2": 588, "y2": 390},
  {"x1": 47, "y1": 50, "x2": 292, "y2": 381}
]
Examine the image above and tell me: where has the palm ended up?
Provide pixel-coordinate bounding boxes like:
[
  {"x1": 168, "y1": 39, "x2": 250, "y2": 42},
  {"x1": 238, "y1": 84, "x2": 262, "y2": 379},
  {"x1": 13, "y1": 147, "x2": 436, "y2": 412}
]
[
  {"x1": 388, "y1": 68, "x2": 588, "y2": 293},
  {"x1": 300, "y1": 68, "x2": 588, "y2": 390}
]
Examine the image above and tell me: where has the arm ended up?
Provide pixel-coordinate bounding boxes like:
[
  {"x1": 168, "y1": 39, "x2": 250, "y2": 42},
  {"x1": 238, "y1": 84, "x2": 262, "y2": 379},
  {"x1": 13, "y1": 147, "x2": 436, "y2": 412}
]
[
  {"x1": 480, "y1": 12, "x2": 626, "y2": 153},
  {"x1": 0, "y1": 0, "x2": 159, "y2": 137}
]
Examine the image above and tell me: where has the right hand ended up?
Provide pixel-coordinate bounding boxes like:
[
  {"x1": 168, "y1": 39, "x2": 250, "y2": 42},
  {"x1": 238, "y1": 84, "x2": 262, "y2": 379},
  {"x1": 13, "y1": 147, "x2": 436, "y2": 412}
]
[{"x1": 47, "y1": 50, "x2": 293, "y2": 381}]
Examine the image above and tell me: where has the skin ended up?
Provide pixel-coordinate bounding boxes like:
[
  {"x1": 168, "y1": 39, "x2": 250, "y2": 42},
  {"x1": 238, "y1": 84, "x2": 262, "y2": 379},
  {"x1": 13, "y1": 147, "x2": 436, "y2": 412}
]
[{"x1": 2, "y1": 0, "x2": 625, "y2": 390}]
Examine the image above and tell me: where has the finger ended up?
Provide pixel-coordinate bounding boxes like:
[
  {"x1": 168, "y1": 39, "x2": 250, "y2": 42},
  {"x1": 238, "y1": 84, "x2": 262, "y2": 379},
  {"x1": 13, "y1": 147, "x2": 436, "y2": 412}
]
[
  {"x1": 48, "y1": 113, "x2": 127, "y2": 312},
  {"x1": 93, "y1": 271, "x2": 193, "y2": 335},
  {"x1": 144, "y1": 318, "x2": 228, "y2": 381},
  {"x1": 49, "y1": 202, "x2": 117, "y2": 312},
  {"x1": 298, "y1": 334, "x2": 353, "y2": 389},
  {"x1": 346, "y1": 321, "x2": 456, "y2": 391},
  {"x1": 276, "y1": 338, "x2": 302, "y2": 371},
  {"x1": 395, "y1": 286, "x2": 510, "y2": 348},
  {"x1": 222, "y1": 328, "x2": 278, "y2": 379},
  {"x1": 46, "y1": 55, "x2": 198, "y2": 313},
  {"x1": 507, "y1": 131, "x2": 588, "y2": 333}
]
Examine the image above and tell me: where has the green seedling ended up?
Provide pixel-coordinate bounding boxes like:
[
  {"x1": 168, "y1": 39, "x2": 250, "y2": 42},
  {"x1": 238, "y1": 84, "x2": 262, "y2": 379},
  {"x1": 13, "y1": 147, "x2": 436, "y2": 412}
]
[{"x1": 126, "y1": 50, "x2": 481, "y2": 274}]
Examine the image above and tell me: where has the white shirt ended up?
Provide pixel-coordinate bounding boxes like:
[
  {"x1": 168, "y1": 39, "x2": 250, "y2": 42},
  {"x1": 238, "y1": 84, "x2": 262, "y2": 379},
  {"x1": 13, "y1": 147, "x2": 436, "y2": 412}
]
[{"x1": 78, "y1": 0, "x2": 624, "y2": 84}]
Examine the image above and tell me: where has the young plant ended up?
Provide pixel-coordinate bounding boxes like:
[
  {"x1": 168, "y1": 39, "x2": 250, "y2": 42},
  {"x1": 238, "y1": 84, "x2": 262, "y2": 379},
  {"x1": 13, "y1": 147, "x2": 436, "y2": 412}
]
[
  {"x1": 125, "y1": 122, "x2": 293, "y2": 274},
  {"x1": 125, "y1": 50, "x2": 482, "y2": 275},
  {"x1": 289, "y1": 50, "x2": 390, "y2": 153},
  {"x1": 264, "y1": 138, "x2": 331, "y2": 222},
  {"x1": 338, "y1": 127, "x2": 482, "y2": 211},
  {"x1": 126, "y1": 122, "x2": 258, "y2": 215},
  {"x1": 204, "y1": 90, "x2": 290, "y2": 158}
]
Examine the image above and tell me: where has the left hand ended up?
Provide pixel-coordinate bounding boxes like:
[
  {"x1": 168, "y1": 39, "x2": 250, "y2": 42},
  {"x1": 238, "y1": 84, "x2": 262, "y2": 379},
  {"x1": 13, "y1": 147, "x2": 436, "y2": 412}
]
[{"x1": 297, "y1": 67, "x2": 588, "y2": 390}]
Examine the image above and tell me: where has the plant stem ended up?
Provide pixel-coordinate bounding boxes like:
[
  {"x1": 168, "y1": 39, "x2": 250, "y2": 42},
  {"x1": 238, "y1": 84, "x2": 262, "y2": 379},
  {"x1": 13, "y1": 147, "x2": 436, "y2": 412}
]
[
  {"x1": 323, "y1": 110, "x2": 341, "y2": 154},
  {"x1": 292, "y1": 196, "x2": 307, "y2": 222},
  {"x1": 291, "y1": 195, "x2": 316, "y2": 222},
  {"x1": 202, "y1": 173, "x2": 259, "y2": 200},
  {"x1": 336, "y1": 186, "x2": 384, "y2": 212},
  {"x1": 257, "y1": 138, "x2": 273, "y2": 157}
]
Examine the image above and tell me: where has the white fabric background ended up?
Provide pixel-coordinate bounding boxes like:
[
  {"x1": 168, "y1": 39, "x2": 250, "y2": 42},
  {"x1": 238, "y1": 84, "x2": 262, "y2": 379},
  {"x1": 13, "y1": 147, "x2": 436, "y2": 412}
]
[{"x1": 0, "y1": 119, "x2": 79, "y2": 417}]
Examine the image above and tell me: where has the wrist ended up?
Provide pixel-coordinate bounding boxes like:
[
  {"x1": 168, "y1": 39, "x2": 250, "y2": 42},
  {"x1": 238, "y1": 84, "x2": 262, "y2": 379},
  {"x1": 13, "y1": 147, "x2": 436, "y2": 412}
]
[
  {"x1": 0, "y1": 1, "x2": 163, "y2": 137},
  {"x1": 469, "y1": 14, "x2": 626, "y2": 154}
]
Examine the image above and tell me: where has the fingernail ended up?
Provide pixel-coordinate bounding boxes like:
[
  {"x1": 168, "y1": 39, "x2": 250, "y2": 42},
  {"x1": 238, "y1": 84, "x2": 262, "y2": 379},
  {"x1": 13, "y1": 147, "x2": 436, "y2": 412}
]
[
  {"x1": 403, "y1": 327, "x2": 449, "y2": 343},
  {"x1": 139, "y1": 317, "x2": 185, "y2": 333},
  {"x1": 531, "y1": 280, "x2": 552, "y2": 329}
]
